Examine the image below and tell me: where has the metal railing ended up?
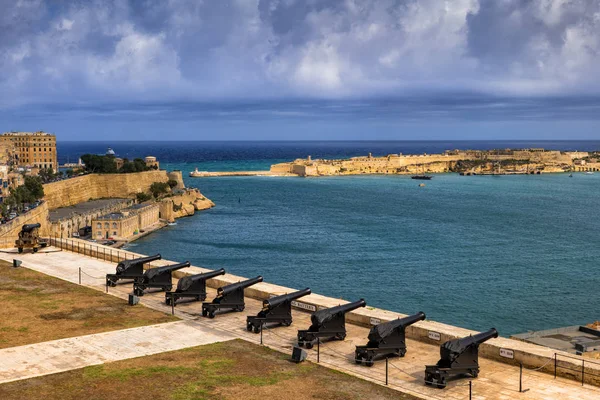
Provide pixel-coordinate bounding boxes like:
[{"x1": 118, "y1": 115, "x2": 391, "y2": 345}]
[
  {"x1": 48, "y1": 236, "x2": 144, "y2": 265},
  {"x1": 555, "y1": 352, "x2": 600, "y2": 386}
]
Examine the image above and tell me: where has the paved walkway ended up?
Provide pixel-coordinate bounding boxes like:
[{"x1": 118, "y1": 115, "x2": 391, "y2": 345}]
[
  {"x1": 0, "y1": 321, "x2": 233, "y2": 384},
  {"x1": 2, "y1": 249, "x2": 600, "y2": 400}
]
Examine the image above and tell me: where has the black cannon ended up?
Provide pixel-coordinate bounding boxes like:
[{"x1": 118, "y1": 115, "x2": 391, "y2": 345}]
[
  {"x1": 355, "y1": 311, "x2": 426, "y2": 366},
  {"x1": 297, "y1": 299, "x2": 367, "y2": 349},
  {"x1": 106, "y1": 254, "x2": 161, "y2": 287},
  {"x1": 202, "y1": 276, "x2": 263, "y2": 318},
  {"x1": 132, "y1": 261, "x2": 190, "y2": 296},
  {"x1": 15, "y1": 223, "x2": 47, "y2": 253},
  {"x1": 165, "y1": 268, "x2": 226, "y2": 306},
  {"x1": 246, "y1": 288, "x2": 311, "y2": 333},
  {"x1": 425, "y1": 328, "x2": 498, "y2": 389}
]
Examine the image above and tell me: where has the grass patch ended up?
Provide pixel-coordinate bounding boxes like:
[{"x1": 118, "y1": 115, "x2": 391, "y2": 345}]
[
  {"x1": 0, "y1": 260, "x2": 177, "y2": 348},
  {"x1": 0, "y1": 339, "x2": 417, "y2": 400}
]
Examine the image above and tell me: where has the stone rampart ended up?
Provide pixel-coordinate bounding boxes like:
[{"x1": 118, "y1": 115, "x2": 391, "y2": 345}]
[
  {"x1": 43, "y1": 171, "x2": 172, "y2": 209},
  {"x1": 159, "y1": 188, "x2": 215, "y2": 222},
  {"x1": 0, "y1": 202, "x2": 50, "y2": 247}
]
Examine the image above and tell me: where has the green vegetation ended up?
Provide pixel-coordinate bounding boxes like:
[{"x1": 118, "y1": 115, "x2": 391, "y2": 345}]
[
  {"x1": 80, "y1": 154, "x2": 157, "y2": 174},
  {"x1": 0, "y1": 339, "x2": 414, "y2": 400},
  {"x1": 120, "y1": 158, "x2": 152, "y2": 173},
  {"x1": 1, "y1": 176, "x2": 44, "y2": 217},
  {"x1": 0, "y1": 261, "x2": 177, "y2": 349},
  {"x1": 150, "y1": 182, "x2": 170, "y2": 198},
  {"x1": 136, "y1": 192, "x2": 153, "y2": 203},
  {"x1": 167, "y1": 179, "x2": 178, "y2": 189},
  {"x1": 80, "y1": 154, "x2": 118, "y2": 173}
]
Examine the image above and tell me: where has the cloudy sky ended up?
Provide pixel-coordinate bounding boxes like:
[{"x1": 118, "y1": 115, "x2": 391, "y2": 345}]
[{"x1": 1, "y1": 0, "x2": 600, "y2": 140}]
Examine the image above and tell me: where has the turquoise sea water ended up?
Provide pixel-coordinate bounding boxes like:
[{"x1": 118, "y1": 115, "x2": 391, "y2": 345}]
[{"x1": 129, "y1": 168, "x2": 600, "y2": 336}]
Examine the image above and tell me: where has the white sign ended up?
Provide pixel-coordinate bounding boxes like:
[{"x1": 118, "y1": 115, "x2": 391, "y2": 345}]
[
  {"x1": 291, "y1": 301, "x2": 316, "y2": 312},
  {"x1": 428, "y1": 331, "x2": 441, "y2": 341},
  {"x1": 370, "y1": 318, "x2": 381, "y2": 326},
  {"x1": 500, "y1": 348, "x2": 514, "y2": 359}
]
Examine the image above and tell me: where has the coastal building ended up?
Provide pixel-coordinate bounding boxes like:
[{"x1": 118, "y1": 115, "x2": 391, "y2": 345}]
[
  {"x1": 91, "y1": 202, "x2": 160, "y2": 240},
  {"x1": 0, "y1": 131, "x2": 58, "y2": 170},
  {"x1": 145, "y1": 156, "x2": 159, "y2": 169}
]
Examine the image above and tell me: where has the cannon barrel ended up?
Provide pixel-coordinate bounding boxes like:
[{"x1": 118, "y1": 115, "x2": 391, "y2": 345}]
[
  {"x1": 264, "y1": 288, "x2": 311, "y2": 309},
  {"x1": 21, "y1": 223, "x2": 41, "y2": 233},
  {"x1": 177, "y1": 268, "x2": 226, "y2": 291},
  {"x1": 470, "y1": 328, "x2": 498, "y2": 345},
  {"x1": 311, "y1": 299, "x2": 366, "y2": 326},
  {"x1": 218, "y1": 276, "x2": 263, "y2": 296},
  {"x1": 368, "y1": 312, "x2": 426, "y2": 342},
  {"x1": 146, "y1": 261, "x2": 190, "y2": 276},
  {"x1": 116, "y1": 254, "x2": 161, "y2": 273}
]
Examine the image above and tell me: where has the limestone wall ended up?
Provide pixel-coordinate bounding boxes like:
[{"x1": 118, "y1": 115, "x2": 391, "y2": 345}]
[
  {"x1": 0, "y1": 202, "x2": 50, "y2": 247},
  {"x1": 43, "y1": 170, "x2": 172, "y2": 209},
  {"x1": 158, "y1": 188, "x2": 215, "y2": 222}
]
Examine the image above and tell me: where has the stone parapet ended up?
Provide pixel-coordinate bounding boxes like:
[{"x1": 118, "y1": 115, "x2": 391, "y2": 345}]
[{"x1": 46, "y1": 237, "x2": 600, "y2": 387}]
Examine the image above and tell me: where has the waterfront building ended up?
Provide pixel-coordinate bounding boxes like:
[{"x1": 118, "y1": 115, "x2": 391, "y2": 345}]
[
  {"x1": 0, "y1": 131, "x2": 58, "y2": 170},
  {"x1": 145, "y1": 156, "x2": 159, "y2": 169},
  {"x1": 91, "y1": 202, "x2": 160, "y2": 240}
]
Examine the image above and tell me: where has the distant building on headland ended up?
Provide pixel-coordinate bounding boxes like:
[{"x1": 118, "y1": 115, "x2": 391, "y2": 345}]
[{"x1": 0, "y1": 131, "x2": 58, "y2": 171}]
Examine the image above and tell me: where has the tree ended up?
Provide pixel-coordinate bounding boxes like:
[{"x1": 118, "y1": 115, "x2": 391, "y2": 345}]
[
  {"x1": 81, "y1": 154, "x2": 117, "y2": 173},
  {"x1": 149, "y1": 182, "x2": 170, "y2": 198},
  {"x1": 136, "y1": 192, "x2": 152, "y2": 203},
  {"x1": 167, "y1": 179, "x2": 178, "y2": 189},
  {"x1": 24, "y1": 176, "x2": 44, "y2": 199}
]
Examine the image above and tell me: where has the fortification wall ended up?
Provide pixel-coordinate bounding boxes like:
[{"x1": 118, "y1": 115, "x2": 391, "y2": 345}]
[
  {"x1": 159, "y1": 188, "x2": 215, "y2": 222},
  {"x1": 43, "y1": 170, "x2": 171, "y2": 209},
  {"x1": 0, "y1": 202, "x2": 50, "y2": 247}
]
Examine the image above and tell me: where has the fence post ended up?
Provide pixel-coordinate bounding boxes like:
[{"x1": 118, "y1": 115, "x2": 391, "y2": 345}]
[
  {"x1": 469, "y1": 381, "x2": 472, "y2": 400},
  {"x1": 260, "y1": 324, "x2": 263, "y2": 345},
  {"x1": 385, "y1": 357, "x2": 388, "y2": 385},
  {"x1": 554, "y1": 353, "x2": 557, "y2": 379},
  {"x1": 78, "y1": 267, "x2": 81, "y2": 285},
  {"x1": 171, "y1": 299, "x2": 175, "y2": 316},
  {"x1": 317, "y1": 339, "x2": 320, "y2": 363},
  {"x1": 582, "y1": 360, "x2": 585, "y2": 386}
]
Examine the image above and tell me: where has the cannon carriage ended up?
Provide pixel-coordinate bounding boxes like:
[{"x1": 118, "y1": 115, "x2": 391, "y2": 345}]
[
  {"x1": 246, "y1": 288, "x2": 311, "y2": 333},
  {"x1": 132, "y1": 261, "x2": 190, "y2": 296},
  {"x1": 355, "y1": 311, "x2": 426, "y2": 366},
  {"x1": 165, "y1": 268, "x2": 226, "y2": 306},
  {"x1": 202, "y1": 276, "x2": 263, "y2": 318},
  {"x1": 105, "y1": 254, "x2": 161, "y2": 287},
  {"x1": 425, "y1": 328, "x2": 498, "y2": 389},
  {"x1": 297, "y1": 299, "x2": 366, "y2": 349},
  {"x1": 15, "y1": 223, "x2": 47, "y2": 254}
]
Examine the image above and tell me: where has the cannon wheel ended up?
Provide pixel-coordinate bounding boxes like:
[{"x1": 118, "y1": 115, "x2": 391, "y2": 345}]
[
  {"x1": 355, "y1": 356, "x2": 362, "y2": 365},
  {"x1": 398, "y1": 349, "x2": 406, "y2": 357},
  {"x1": 208, "y1": 311, "x2": 215, "y2": 319},
  {"x1": 236, "y1": 306, "x2": 245, "y2": 312},
  {"x1": 134, "y1": 288, "x2": 144, "y2": 297},
  {"x1": 247, "y1": 323, "x2": 254, "y2": 332},
  {"x1": 165, "y1": 298, "x2": 172, "y2": 306},
  {"x1": 108, "y1": 280, "x2": 117, "y2": 287},
  {"x1": 282, "y1": 320, "x2": 292, "y2": 327},
  {"x1": 33, "y1": 247, "x2": 38, "y2": 253},
  {"x1": 437, "y1": 376, "x2": 446, "y2": 389},
  {"x1": 305, "y1": 342, "x2": 314, "y2": 349},
  {"x1": 365, "y1": 357, "x2": 374, "y2": 367},
  {"x1": 18, "y1": 248, "x2": 23, "y2": 254},
  {"x1": 253, "y1": 325, "x2": 261, "y2": 334},
  {"x1": 335, "y1": 333, "x2": 346, "y2": 340},
  {"x1": 470, "y1": 369, "x2": 478, "y2": 378},
  {"x1": 202, "y1": 308, "x2": 208, "y2": 317}
]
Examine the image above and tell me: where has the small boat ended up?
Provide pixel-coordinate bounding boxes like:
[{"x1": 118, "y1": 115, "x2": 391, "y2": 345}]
[
  {"x1": 167, "y1": 222, "x2": 177, "y2": 226},
  {"x1": 106, "y1": 147, "x2": 115, "y2": 156},
  {"x1": 411, "y1": 163, "x2": 432, "y2": 180},
  {"x1": 585, "y1": 171, "x2": 594, "y2": 175},
  {"x1": 569, "y1": 173, "x2": 573, "y2": 177}
]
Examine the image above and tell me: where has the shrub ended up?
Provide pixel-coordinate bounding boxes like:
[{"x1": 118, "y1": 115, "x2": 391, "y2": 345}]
[
  {"x1": 136, "y1": 192, "x2": 152, "y2": 203},
  {"x1": 167, "y1": 179, "x2": 178, "y2": 189},
  {"x1": 150, "y1": 182, "x2": 170, "y2": 198}
]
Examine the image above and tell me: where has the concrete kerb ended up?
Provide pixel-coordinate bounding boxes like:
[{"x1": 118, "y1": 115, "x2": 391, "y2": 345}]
[{"x1": 48, "y1": 237, "x2": 600, "y2": 387}]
